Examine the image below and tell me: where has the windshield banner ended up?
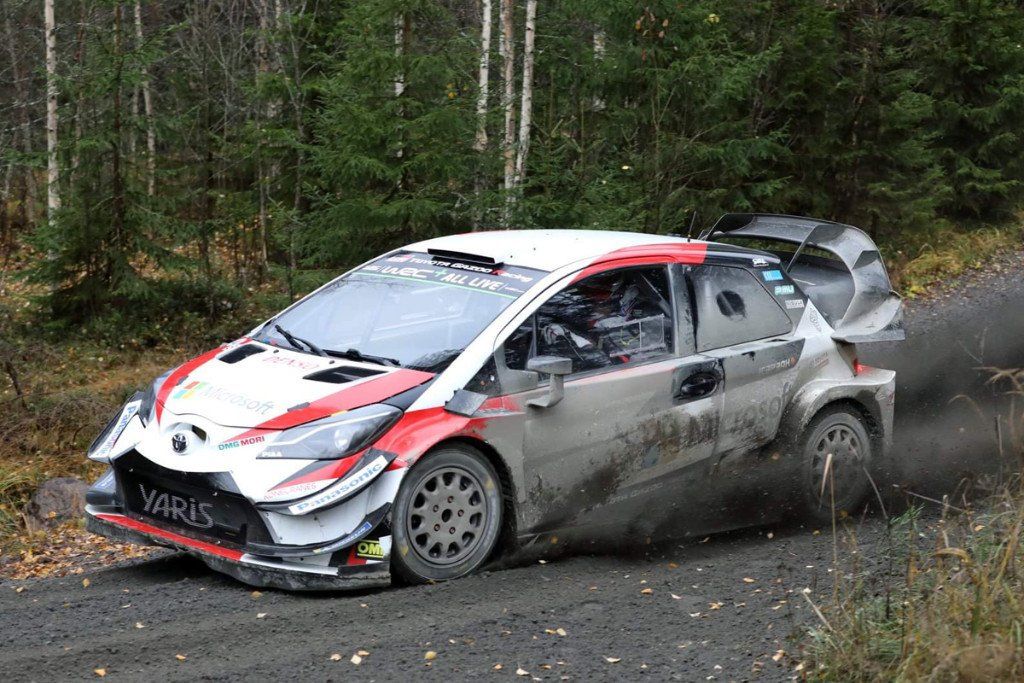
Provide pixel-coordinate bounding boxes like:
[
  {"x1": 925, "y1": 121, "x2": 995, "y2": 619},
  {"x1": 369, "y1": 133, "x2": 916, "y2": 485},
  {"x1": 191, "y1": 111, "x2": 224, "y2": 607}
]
[{"x1": 356, "y1": 252, "x2": 546, "y2": 299}]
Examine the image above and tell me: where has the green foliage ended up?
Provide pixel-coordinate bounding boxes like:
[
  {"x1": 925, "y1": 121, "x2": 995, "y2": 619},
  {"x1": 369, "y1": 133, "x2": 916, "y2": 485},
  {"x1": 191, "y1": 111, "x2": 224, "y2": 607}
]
[{"x1": 9, "y1": 0, "x2": 1024, "y2": 332}]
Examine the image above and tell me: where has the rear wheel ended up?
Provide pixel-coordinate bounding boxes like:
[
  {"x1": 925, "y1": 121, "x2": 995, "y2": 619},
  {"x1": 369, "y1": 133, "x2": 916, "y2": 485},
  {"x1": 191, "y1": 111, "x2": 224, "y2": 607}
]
[
  {"x1": 390, "y1": 445, "x2": 504, "y2": 584},
  {"x1": 800, "y1": 407, "x2": 873, "y2": 525}
]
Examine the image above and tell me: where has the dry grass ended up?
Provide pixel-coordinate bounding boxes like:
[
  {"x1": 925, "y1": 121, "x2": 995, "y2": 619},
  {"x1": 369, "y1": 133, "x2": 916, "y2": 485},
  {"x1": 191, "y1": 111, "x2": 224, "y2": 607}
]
[
  {"x1": 886, "y1": 226, "x2": 1022, "y2": 298},
  {"x1": 0, "y1": 342, "x2": 186, "y2": 551},
  {"x1": 805, "y1": 369, "x2": 1024, "y2": 681}
]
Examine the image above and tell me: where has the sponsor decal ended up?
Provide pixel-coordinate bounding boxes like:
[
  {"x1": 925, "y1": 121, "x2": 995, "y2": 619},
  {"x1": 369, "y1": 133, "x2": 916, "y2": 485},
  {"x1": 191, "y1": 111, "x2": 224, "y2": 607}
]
[
  {"x1": 259, "y1": 355, "x2": 320, "y2": 371},
  {"x1": 762, "y1": 269, "x2": 783, "y2": 282},
  {"x1": 774, "y1": 284, "x2": 795, "y2": 296},
  {"x1": 288, "y1": 455, "x2": 388, "y2": 514},
  {"x1": 171, "y1": 381, "x2": 276, "y2": 416},
  {"x1": 752, "y1": 257, "x2": 769, "y2": 268},
  {"x1": 759, "y1": 356, "x2": 797, "y2": 375},
  {"x1": 138, "y1": 483, "x2": 214, "y2": 529},
  {"x1": 808, "y1": 308, "x2": 823, "y2": 332},
  {"x1": 812, "y1": 353, "x2": 829, "y2": 369},
  {"x1": 262, "y1": 478, "x2": 331, "y2": 501},
  {"x1": 357, "y1": 252, "x2": 541, "y2": 299},
  {"x1": 355, "y1": 539, "x2": 384, "y2": 560},
  {"x1": 785, "y1": 298, "x2": 805, "y2": 310},
  {"x1": 92, "y1": 401, "x2": 140, "y2": 460},
  {"x1": 218, "y1": 434, "x2": 267, "y2": 451}
]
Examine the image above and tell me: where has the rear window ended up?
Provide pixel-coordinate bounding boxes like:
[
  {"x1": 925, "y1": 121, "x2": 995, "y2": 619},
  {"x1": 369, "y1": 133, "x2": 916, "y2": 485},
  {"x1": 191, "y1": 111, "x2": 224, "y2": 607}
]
[{"x1": 691, "y1": 265, "x2": 792, "y2": 351}]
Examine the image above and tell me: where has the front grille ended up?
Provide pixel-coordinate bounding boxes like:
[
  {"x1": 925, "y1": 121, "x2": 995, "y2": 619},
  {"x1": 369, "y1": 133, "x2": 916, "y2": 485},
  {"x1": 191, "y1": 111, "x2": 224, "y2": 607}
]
[{"x1": 114, "y1": 450, "x2": 272, "y2": 548}]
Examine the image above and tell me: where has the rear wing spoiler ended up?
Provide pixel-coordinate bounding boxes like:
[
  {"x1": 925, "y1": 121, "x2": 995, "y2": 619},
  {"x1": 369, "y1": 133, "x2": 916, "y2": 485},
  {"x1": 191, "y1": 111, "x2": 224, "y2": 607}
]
[{"x1": 703, "y1": 213, "x2": 905, "y2": 344}]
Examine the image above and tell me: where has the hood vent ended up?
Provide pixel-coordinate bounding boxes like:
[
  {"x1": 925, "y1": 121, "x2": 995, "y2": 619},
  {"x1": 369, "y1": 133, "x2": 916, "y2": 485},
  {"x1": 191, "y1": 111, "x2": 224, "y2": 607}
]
[
  {"x1": 219, "y1": 344, "x2": 265, "y2": 364},
  {"x1": 304, "y1": 366, "x2": 385, "y2": 384}
]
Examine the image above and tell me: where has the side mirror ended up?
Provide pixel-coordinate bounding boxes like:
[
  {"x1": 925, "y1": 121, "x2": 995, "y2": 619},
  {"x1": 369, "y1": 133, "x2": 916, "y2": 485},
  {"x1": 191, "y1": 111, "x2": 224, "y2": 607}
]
[{"x1": 526, "y1": 356, "x2": 572, "y2": 408}]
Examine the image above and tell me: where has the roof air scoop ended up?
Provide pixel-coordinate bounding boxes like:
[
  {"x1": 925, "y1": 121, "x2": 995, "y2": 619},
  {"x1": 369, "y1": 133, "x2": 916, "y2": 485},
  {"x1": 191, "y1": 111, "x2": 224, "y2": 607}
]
[{"x1": 426, "y1": 248, "x2": 503, "y2": 268}]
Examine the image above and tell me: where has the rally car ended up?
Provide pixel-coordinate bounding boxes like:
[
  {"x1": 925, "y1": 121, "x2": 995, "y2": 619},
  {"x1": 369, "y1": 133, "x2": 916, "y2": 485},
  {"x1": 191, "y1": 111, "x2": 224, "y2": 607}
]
[{"x1": 84, "y1": 214, "x2": 904, "y2": 590}]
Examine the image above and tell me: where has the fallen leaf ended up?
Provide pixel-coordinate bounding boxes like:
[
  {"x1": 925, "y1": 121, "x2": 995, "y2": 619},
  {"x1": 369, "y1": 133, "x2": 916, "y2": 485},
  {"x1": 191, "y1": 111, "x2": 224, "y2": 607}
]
[
  {"x1": 94, "y1": 668, "x2": 106, "y2": 677},
  {"x1": 350, "y1": 654, "x2": 362, "y2": 665},
  {"x1": 671, "y1": 593, "x2": 682, "y2": 600},
  {"x1": 640, "y1": 588, "x2": 653, "y2": 595},
  {"x1": 767, "y1": 532, "x2": 774, "y2": 539},
  {"x1": 555, "y1": 628, "x2": 567, "y2": 636},
  {"x1": 15, "y1": 586, "x2": 25, "y2": 593},
  {"x1": 357, "y1": 650, "x2": 370, "y2": 656},
  {"x1": 742, "y1": 577, "x2": 756, "y2": 583},
  {"x1": 257, "y1": 613, "x2": 267, "y2": 619},
  {"x1": 250, "y1": 591, "x2": 263, "y2": 599},
  {"x1": 544, "y1": 628, "x2": 557, "y2": 635},
  {"x1": 82, "y1": 578, "x2": 91, "y2": 588},
  {"x1": 424, "y1": 650, "x2": 437, "y2": 661},
  {"x1": 175, "y1": 654, "x2": 187, "y2": 661},
  {"x1": 516, "y1": 667, "x2": 529, "y2": 676},
  {"x1": 134, "y1": 622, "x2": 145, "y2": 629},
  {"x1": 493, "y1": 664, "x2": 503, "y2": 670},
  {"x1": 709, "y1": 602, "x2": 723, "y2": 610},
  {"x1": 689, "y1": 612, "x2": 701, "y2": 618},
  {"x1": 605, "y1": 657, "x2": 621, "y2": 664},
  {"x1": 668, "y1": 562, "x2": 679, "y2": 569},
  {"x1": 974, "y1": 524, "x2": 986, "y2": 532},
  {"x1": 330, "y1": 654, "x2": 342, "y2": 661},
  {"x1": 772, "y1": 650, "x2": 785, "y2": 662}
]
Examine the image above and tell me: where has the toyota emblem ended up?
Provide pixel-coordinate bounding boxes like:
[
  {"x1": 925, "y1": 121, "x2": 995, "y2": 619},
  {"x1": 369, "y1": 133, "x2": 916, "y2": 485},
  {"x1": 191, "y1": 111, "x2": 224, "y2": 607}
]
[{"x1": 171, "y1": 432, "x2": 189, "y2": 454}]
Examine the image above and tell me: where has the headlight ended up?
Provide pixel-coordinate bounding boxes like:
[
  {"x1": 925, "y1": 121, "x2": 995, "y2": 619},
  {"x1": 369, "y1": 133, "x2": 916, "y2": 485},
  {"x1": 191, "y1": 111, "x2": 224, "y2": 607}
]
[
  {"x1": 256, "y1": 404, "x2": 402, "y2": 460},
  {"x1": 139, "y1": 371, "x2": 171, "y2": 426}
]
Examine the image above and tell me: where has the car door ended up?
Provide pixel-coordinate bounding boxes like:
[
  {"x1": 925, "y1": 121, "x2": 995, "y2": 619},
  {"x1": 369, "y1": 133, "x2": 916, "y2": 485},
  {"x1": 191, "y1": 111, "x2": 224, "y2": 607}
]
[
  {"x1": 497, "y1": 263, "x2": 723, "y2": 535},
  {"x1": 689, "y1": 264, "x2": 804, "y2": 458}
]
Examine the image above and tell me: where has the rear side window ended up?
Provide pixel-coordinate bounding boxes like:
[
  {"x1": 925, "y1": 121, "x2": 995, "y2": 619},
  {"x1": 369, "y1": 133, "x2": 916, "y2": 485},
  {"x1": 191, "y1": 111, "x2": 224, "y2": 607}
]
[{"x1": 691, "y1": 265, "x2": 791, "y2": 351}]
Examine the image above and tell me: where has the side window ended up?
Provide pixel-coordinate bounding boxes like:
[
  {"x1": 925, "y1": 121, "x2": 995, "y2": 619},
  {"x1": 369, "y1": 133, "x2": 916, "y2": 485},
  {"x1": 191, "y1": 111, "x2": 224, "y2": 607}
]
[
  {"x1": 507, "y1": 266, "x2": 674, "y2": 375},
  {"x1": 691, "y1": 265, "x2": 792, "y2": 351}
]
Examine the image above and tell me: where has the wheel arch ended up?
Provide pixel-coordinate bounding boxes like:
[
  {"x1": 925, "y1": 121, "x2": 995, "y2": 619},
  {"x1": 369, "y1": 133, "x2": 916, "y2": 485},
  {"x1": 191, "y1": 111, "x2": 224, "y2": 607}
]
[{"x1": 780, "y1": 381, "x2": 890, "y2": 460}]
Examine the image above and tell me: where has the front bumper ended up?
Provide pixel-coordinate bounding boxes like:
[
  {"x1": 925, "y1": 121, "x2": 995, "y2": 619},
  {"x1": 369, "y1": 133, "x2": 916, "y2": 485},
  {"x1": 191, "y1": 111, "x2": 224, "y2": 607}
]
[{"x1": 86, "y1": 507, "x2": 392, "y2": 591}]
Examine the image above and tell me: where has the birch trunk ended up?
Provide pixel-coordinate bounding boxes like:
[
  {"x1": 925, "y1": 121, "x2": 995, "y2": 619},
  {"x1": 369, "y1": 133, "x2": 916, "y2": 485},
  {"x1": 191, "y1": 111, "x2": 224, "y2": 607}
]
[
  {"x1": 512, "y1": 0, "x2": 536, "y2": 190},
  {"x1": 473, "y1": 0, "x2": 492, "y2": 153},
  {"x1": 134, "y1": 0, "x2": 156, "y2": 196},
  {"x1": 592, "y1": 28, "x2": 606, "y2": 111},
  {"x1": 44, "y1": 0, "x2": 60, "y2": 215},
  {"x1": 499, "y1": 0, "x2": 516, "y2": 225}
]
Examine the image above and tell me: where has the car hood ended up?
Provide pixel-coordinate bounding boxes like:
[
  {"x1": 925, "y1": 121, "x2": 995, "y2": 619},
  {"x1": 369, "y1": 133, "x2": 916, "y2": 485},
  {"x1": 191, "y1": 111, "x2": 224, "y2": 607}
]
[{"x1": 155, "y1": 341, "x2": 434, "y2": 430}]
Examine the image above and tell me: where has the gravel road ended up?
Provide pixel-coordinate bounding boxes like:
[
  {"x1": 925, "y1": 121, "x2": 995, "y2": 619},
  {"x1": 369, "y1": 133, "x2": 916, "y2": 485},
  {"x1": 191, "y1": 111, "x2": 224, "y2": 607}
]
[{"x1": 3, "y1": 251, "x2": 1023, "y2": 682}]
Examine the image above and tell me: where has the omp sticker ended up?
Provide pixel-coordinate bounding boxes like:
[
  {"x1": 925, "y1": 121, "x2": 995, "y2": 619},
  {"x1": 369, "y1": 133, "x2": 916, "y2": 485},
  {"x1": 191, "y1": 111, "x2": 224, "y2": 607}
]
[
  {"x1": 92, "y1": 400, "x2": 141, "y2": 460},
  {"x1": 774, "y1": 285, "x2": 795, "y2": 296},
  {"x1": 785, "y1": 299, "x2": 805, "y2": 309},
  {"x1": 288, "y1": 455, "x2": 388, "y2": 514},
  {"x1": 355, "y1": 539, "x2": 385, "y2": 560},
  {"x1": 762, "y1": 270, "x2": 783, "y2": 282}
]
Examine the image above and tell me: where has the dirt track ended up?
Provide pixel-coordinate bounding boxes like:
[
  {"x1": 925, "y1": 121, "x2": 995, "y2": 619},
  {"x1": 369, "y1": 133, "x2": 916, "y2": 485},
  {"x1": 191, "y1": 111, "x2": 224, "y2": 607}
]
[{"x1": 2, "y1": 252, "x2": 1023, "y2": 682}]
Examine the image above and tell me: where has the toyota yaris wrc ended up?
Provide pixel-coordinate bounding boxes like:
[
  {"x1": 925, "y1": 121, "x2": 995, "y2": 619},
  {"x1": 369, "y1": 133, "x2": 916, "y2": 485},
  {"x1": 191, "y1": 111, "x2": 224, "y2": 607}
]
[{"x1": 85, "y1": 214, "x2": 904, "y2": 590}]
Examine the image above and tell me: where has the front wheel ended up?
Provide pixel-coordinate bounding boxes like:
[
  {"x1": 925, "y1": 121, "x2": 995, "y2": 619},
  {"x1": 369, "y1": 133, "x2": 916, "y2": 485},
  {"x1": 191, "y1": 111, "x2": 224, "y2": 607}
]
[
  {"x1": 390, "y1": 445, "x2": 504, "y2": 584},
  {"x1": 800, "y1": 407, "x2": 873, "y2": 525}
]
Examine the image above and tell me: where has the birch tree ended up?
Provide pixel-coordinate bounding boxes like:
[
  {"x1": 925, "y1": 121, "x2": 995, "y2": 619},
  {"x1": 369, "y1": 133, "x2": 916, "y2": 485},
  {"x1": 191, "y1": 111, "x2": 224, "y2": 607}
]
[
  {"x1": 44, "y1": 0, "x2": 59, "y2": 216},
  {"x1": 133, "y1": 0, "x2": 156, "y2": 196},
  {"x1": 473, "y1": 0, "x2": 492, "y2": 153},
  {"x1": 499, "y1": 0, "x2": 515, "y2": 224},
  {"x1": 512, "y1": 0, "x2": 536, "y2": 190}
]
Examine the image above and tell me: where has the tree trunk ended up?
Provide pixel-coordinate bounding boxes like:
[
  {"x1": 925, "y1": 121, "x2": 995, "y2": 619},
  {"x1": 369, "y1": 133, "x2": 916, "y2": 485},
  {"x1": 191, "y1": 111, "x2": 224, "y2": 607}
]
[
  {"x1": 44, "y1": 0, "x2": 60, "y2": 217},
  {"x1": 474, "y1": 0, "x2": 493, "y2": 153},
  {"x1": 4, "y1": 14, "x2": 38, "y2": 229},
  {"x1": 512, "y1": 0, "x2": 536, "y2": 191},
  {"x1": 592, "y1": 28, "x2": 606, "y2": 111},
  {"x1": 111, "y1": 2, "x2": 126, "y2": 270},
  {"x1": 134, "y1": 0, "x2": 156, "y2": 196},
  {"x1": 499, "y1": 0, "x2": 516, "y2": 226}
]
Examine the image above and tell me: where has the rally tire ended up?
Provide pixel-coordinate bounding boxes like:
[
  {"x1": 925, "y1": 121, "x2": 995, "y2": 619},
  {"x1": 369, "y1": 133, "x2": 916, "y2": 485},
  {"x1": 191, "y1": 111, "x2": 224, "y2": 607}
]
[
  {"x1": 390, "y1": 445, "x2": 504, "y2": 584},
  {"x1": 800, "y1": 406, "x2": 873, "y2": 525}
]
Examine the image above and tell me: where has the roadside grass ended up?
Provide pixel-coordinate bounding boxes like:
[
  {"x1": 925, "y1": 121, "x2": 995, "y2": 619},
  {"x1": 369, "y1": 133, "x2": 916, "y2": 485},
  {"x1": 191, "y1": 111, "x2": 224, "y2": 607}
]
[
  {"x1": 0, "y1": 342, "x2": 186, "y2": 553},
  {"x1": 804, "y1": 369, "x2": 1024, "y2": 681},
  {"x1": 884, "y1": 224, "x2": 1022, "y2": 298}
]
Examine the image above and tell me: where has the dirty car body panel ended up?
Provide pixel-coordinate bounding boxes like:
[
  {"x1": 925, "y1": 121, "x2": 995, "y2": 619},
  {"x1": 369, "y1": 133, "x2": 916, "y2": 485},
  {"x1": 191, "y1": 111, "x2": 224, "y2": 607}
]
[{"x1": 84, "y1": 217, "x2": 902, "y2": 589}]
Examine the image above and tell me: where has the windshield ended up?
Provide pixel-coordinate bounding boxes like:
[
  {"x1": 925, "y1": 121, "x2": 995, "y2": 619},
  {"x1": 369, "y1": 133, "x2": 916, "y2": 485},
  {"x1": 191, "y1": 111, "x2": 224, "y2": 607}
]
[{"x1": 257, "y1": 251, "x2": 547, "y2": 372}]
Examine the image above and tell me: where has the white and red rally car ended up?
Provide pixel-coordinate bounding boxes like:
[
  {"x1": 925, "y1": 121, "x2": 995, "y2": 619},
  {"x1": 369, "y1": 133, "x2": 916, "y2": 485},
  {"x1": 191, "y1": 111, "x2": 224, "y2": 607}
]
[{"x1": 85, "y1": 215, "x2": 903, "y2": 590}]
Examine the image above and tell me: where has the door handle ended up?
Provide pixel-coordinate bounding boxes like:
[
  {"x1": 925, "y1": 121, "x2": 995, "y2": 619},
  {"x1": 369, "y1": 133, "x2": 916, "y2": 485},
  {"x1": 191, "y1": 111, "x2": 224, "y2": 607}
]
[{"x1": 676, "y1": 372, "x2": 718, "y2": 400}]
